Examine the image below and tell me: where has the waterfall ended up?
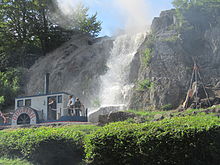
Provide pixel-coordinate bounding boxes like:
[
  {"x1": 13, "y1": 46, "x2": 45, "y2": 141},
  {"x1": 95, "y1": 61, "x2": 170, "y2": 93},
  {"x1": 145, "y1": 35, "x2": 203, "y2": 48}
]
[{"x1": 99, "y1": 33, "x2": 146, "y2": 108}]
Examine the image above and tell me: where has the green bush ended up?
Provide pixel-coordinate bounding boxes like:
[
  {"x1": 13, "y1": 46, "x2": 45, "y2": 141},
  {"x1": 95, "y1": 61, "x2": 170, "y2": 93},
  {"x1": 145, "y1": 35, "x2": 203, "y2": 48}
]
[
  {"x1": 142, "y1": 48, "x2": 152, "y2": 66},
  {"x1": 160, "y1": 35, "x2": 179, "y2": 43},
  {"x1": 137, "y1": 79, "x2": 154, "y2": 91},
  {"x1": 84, "y1": 115, "x2": 220, "y2": 165},
  {"x1": 0, "y1": 125, "x2": 98, "y2": 165},
  {"x1": 0, "y1": 157, "x2": 32, "y2": 165},
  {"x1": 0, "y1": 68, "x2": 23, "y2": 108},
  {"x1": 2, "y1": 115, "x2": 220, "y2": 165}
]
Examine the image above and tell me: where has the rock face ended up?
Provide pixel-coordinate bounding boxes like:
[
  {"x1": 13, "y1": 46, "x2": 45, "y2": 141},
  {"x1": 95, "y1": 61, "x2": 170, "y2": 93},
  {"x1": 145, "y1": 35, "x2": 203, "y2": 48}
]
[
  {"x1": 23, "y1": 34, "x2": 113, "y2": 107},
  {"x1": 129, "y1": 8, "x2": 220, "y2": 109},
  {"x1": 23, "y1": 7, "x2": 220, "y2": 115},
  {"x1": 88, "y1": 105, "x2": 126, "y2": 123},
  {"x1": 98, "y1": 111, "x2": 137, "y2": 126}
]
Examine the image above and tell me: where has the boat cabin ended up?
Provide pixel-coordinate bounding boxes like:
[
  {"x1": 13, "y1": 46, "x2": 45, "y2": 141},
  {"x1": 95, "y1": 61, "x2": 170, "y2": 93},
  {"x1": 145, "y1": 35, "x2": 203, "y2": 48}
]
[
  {"x1": 13, "y1": 92, "x2": 70, "y2": 125},
  {"x1": 11, "y1": 73, "x2": 87, "y2": 125}
]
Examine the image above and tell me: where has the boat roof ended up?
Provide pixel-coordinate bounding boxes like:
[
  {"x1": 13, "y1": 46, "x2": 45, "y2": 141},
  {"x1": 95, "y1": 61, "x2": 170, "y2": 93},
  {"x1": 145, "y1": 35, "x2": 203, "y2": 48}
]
[{"x1": 15, "y1": 92, "x2": 71, "y2": 99}]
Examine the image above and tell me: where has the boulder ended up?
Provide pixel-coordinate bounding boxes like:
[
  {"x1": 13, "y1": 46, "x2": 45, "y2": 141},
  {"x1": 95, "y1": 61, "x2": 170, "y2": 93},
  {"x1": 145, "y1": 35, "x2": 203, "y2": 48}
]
[
  {"x1": 98, "y1": 111, "x2": 144, "y2": 125},
  {"x1": 107, "y1": 111, "x2": 136, "y2": 123},
  {"x1": 89, "y1": 105, "x2": 127, "y2": 123},
  {"x1": 98, "y1": 114, "x2": 108, "y2": 126}
]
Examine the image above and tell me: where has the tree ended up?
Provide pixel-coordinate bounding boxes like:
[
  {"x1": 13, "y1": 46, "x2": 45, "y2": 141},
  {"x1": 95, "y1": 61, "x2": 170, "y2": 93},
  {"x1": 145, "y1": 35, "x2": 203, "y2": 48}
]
[
  {"x1": 49, "y1": 3, "x2": 102, "y2": 37},
  {"x1": 172, "y1": 0, "x2": 220, "y2": 9},
  {"x1": 172, "y1": 0, "x2": 220, "y2": 31},
  {"x1": 0, "y1": 0, "x2": 102, "y2": 70},
  {"x1": 0, "y1": 68, "x2": 23, "y2": 108}
]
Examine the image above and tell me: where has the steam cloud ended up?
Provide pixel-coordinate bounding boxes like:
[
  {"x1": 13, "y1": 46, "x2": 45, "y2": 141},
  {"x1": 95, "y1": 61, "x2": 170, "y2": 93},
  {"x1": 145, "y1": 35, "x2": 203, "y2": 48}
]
[
  {"x1": 56, "y1": 0, "x2": 151, "y2": 35},
  {"x1": 113, "y1": 0, "x2": 150, "y2": 33}
]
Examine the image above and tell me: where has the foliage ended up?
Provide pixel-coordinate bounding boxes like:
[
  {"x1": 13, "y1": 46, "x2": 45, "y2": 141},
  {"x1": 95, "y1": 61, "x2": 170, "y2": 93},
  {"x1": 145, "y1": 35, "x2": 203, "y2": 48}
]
[
  {"x1": 127, "y1": 109, "x2": 168, "y2": 121},
  {"x1": 160, "y1": 35, "x2": 179, "y2": 43},
  {"x1": 0, "y1": 96, "x2": 4, "y2": 106},
  {"x1": 160, "y1": 104, "x2": 173, "y2": 111},
  {"x1": 172, "y1": 0, "x2": 220, "y2": 32},
  {"x1": 0, "y1": 68, "x2": 23, "y2": 108},
  {"x1": 0, "y1": 125, "x2": 98, "y2": 164},
  {"x1": 127, "y1": 109, "x2": 167, "y2": 117},
  {"x1": 0, "y1": 0, "x2": 102, "y2": 70},
  {"x1": 85, "y1": 115, "x2": 220, "y2": 165},
  {"x1": 145, "y1": 33, "x2": 156, "y2": 48},
  {"x1": 141, "y1": 33, "x2": 155, "y2": 67},
  {"x1": 142, "y1": 48, "x2": 152, "y2": 66},
  {"x1": 57, "y1": 3, "x2": 102, "y2": 37},
  {"x1": 0, "y1": 157, "x2": 32, "y2": 165},
  {"x1": 172, "y1": 0, "x2": 220, "y2": 9},
  {"x1": 2, "y1": 115, "x2": 220, "y2": 165},
  {"x1": 136, "y1": 79, "x2": 154, "y2": 91}
]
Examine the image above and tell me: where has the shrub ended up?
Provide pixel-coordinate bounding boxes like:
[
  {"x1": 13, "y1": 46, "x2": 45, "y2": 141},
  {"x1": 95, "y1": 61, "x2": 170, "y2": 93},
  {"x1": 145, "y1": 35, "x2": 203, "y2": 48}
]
[
  {"x1": 142, "y1": 48, "x2": 152, "y2": 66},
  {"x1": 0, "y1": 68, "x2": 23, "y2": 108},
  {"x1": 84, "y1": 115, "x2": 220, "y2": 165},
  {"x1": 160, "y1": 35, "x2": 179, "y2": 43},
  {"x1": 0, "y1": 157, "x2": 32, "y2": 165},
  {"x1": 0, "y1": 125, "x2": 98, "y2": 165},
  {"x1": 137, "y1": 79, "x2": 154, "y2": 91}
]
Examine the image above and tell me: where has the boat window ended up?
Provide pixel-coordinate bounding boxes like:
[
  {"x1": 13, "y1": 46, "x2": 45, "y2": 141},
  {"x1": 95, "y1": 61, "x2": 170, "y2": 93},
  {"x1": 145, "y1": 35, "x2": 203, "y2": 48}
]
[
  {"x1": 17, "y1": 100, "x2": 24, "y2": 107},
  {"x1": 58, "y1": 95, "x2": 62, "y2": 103},
  {"x1": 25, "y1": 99, "x2": 31, "y2": 107}
]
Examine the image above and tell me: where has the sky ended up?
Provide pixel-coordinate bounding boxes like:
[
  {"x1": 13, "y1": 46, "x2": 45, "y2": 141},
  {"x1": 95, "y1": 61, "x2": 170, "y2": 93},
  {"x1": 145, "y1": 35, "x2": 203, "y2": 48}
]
[{"x1": 57, "y1": 0, "x2": 174, "y2": 36}]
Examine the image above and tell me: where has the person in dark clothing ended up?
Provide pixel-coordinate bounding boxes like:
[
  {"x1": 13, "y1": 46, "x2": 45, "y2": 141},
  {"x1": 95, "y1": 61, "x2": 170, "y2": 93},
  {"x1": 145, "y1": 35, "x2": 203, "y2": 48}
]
[
  {"x1": 67, "y1": 95, "x2": 75, "y2": 116},
  {"x1": 74, "y1": 98, "x2": 82, "y2": 116}
]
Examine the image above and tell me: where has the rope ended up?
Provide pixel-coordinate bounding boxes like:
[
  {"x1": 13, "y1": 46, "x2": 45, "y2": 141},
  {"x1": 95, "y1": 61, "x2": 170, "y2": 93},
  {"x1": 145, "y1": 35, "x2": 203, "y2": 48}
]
[
  {"x1": 184, "y1": 58, "x2": 211, "y2": 109},
  {"x1": 197, "y1": 71, "x2": 211, "y2": 106},
  {"x1": 194, "y1": 62, "x2": 198, "y2": 108}
]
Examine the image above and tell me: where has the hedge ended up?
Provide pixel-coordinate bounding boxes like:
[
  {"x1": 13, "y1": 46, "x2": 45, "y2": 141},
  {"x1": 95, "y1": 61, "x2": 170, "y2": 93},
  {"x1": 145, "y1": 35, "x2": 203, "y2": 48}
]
[
  {"x1": 1, "y1": 115, "x2": 220, "y2": 165},
  {"x1": 0, "y1": 125, "x2": 98, "y2": 165},
  {"x1": 85, "y1": 115, "x2": 220, "y2": 165},
  {"x1": 0, "y1": 157, "x2": 32, "y2": 165}
]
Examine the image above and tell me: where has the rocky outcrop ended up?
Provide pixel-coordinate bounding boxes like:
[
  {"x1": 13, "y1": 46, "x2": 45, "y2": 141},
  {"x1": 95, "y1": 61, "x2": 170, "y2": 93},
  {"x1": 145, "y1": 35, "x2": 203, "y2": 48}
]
[
  {"x1": 89, "y1": 105, "x2": 126, "y2": 123},
  {"x1": 98, "y1": 111, "x2": 137, "y2": 126},
  {"x1": 23, "y1": 34, "x2": 113, "y2": 107},
  {"x1": 23, "y1": 7, "x2": 220, "y2": 114},
  {"x1": 129, "y1": 8, "x2": 220, "y2": 109}
]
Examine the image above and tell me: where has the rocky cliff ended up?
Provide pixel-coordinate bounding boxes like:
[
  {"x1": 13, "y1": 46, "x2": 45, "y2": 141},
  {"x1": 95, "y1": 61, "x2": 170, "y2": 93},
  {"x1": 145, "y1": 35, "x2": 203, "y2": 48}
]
[
  {"x1": 23, "y1": 7, "x2": 220, "y2": 111},
  {"x1": 129, "y1": 8, "x2": 220, "y2": 109},
  {"x1": 23, "y1": 34, "x2": 113, "y2": 107}
]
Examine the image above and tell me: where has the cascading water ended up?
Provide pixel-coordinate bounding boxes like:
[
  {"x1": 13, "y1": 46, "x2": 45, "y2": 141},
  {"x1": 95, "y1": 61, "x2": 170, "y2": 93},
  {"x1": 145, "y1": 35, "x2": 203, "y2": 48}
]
[{"x1": 99, "y1": 33, "x2": 146, "y2": 108}]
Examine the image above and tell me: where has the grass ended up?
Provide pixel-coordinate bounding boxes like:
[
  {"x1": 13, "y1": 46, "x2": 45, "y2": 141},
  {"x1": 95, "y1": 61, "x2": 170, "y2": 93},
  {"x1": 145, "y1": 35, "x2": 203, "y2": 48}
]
[
  {"x1": 0, "y1": 157, "x2": 32, "y2": 165},
  {"x1": 2, "y1": 124, "x2": 99, "y2": 134},
  {"x1": 127, "y1": 104, "x2": 220, "y2": 121},
  {"x1": 128, "y1": 109, "x2": 167, "y2": 116},
  {"x1": 127, "y1": 109, "x2": 168, "y2": 121}
]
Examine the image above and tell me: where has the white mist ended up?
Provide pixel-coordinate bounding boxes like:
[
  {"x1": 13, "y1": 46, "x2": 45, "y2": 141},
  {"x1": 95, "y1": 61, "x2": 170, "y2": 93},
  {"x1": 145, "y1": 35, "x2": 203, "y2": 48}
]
[{"x1": 99, "y1": 33, "x2": 146, "y2": 107}]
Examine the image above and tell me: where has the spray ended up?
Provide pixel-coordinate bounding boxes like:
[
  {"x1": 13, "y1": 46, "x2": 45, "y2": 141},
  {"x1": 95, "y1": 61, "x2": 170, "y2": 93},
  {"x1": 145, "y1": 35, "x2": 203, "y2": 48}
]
[{"x1": 99, "y1": 33, "x2": 146, "y2": 107}]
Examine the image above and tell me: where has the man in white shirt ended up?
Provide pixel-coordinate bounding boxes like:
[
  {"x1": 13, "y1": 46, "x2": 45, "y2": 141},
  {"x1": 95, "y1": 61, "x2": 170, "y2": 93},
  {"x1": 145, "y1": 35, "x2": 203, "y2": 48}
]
[{"x1": 67, "y1": 95, "x2": 75, "y2": 116}]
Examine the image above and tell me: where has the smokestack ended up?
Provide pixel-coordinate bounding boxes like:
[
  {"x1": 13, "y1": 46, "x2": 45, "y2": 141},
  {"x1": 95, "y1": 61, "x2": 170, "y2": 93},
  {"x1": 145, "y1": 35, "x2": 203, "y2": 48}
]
[{"x1": 44, "y1": 73, "x2": 50, "y2": 94}]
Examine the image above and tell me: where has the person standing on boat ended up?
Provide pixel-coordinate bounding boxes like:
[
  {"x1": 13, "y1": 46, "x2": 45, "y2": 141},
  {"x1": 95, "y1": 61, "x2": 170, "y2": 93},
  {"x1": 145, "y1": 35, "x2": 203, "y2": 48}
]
[
  {"x1": 74, "y1": 98, "x2": 82, "y2": 116},
  {"x1": 67, "y1": 95, "x2": 75, "y2": 116}
]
